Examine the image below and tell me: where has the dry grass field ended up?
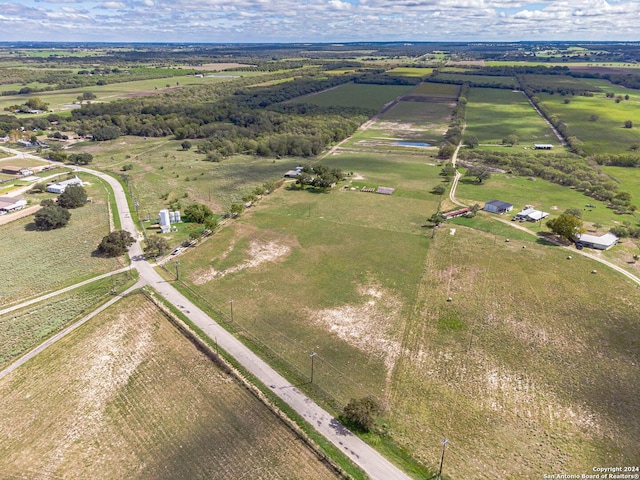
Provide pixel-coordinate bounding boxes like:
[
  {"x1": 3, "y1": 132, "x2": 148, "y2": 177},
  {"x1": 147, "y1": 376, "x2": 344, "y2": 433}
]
[{"x1": 0, "y1": 293, "x2": 340, "y2": 480}]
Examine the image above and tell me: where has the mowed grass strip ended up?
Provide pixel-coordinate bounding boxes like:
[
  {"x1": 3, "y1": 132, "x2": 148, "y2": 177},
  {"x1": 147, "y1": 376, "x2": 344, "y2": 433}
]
[
  {"x1": 387, "y1": 226, "x2": 640, "y2": 478},
  {"x1": 0, "y1": 293, "x2": 340, "y2": 480},
  {"x1": 0, "y1": 273, "x2": 134, "y2": 369},
  {"x1": 465, "y1": 87, "x2": 560, "y2": 145},
  {"x1": 0, "y1": 177, "x2": 116, "y2": 307}
]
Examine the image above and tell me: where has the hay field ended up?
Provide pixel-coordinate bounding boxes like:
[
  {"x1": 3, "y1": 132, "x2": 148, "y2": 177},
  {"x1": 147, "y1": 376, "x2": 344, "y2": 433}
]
[
  {"x1": 388, "y1": 225, "x2": 640, "y2": 478},
  {"x1": 0, "y1": 273, "x2": 134, "y2": 369},
  {"x1": 0, "y1": 175, "x2": 116, "y2": 308},
  {"x1": 0, "y1": 293, "x2": 340, "y2": 480},
  {"x1": 465, "y1": 88, "x2": 560, "y2": 145}
]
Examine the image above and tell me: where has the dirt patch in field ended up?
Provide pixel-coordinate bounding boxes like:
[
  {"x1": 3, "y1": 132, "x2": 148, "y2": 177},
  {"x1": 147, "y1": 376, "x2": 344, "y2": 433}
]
[
  {"x1": 192, "y1": 239, "x2": 292, "y2": 284},
  {"x1": 307, "y1": 284, "x2": 402, "y2": 375}
]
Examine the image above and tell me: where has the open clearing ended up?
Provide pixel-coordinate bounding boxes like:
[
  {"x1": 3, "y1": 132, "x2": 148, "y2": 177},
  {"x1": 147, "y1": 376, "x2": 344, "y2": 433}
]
[
  {"x1": 0, "y1": 174, "x2": 117, "y2": 308},
  {"x1": 0, "y1": 293, "x2": 339, "y2": 480},
  {"x1": 290, "y1": 83, "x2": 413, "y2": 110},
  {"x1": 465, "y1": 88, "x2": 560, "y2": 146}
]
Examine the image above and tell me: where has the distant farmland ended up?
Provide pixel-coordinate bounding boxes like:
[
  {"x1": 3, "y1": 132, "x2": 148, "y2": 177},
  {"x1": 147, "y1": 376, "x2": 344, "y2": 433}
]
[{"x1": 290, "y1": 82, "x2": 413, "y2": 110}]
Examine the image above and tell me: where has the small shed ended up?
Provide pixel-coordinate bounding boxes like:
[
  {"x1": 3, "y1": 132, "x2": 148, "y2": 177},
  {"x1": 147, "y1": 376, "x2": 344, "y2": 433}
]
[
  {"x1": 576, "y1": 233, "x2": 619, "y2": 251},
  {"x1": 484, "y1": 200, "x2": 513, "y2": 214}
]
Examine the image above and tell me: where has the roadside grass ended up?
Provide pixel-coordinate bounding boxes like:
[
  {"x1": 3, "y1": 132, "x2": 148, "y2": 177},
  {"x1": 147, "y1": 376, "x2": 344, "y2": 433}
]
[
  {"x1": 537, "y1": 81, "x2": 640, "y2": 155},
  {"x1": 290, "y1": 83, "x2": 414, "y2": 109},
  {"x1": 72, "y1": 136, "x2": 302, "y2": 215},
  {"x1": 465, "y1": 88, "x2": 560, "y2": 145},
  {"x1": 0, "y1": 174, "x2": 117, "y2": 307},
  {"x1": 0, "y1": 272, "x2": 135, "y2": 369},
  {"x1": 387, "y1": 225, "x2": 640, "y2": 479},
  {"x1": 0, "y1": 293, "x2": 340, "y2": 480}
]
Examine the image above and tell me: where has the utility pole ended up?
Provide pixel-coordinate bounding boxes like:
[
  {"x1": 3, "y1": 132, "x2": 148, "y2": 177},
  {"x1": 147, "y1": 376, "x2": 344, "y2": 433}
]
[
  {"x1": 229, "y1": 299, "x2": 234, "y2": 322},
  {"x1": 309, "y1": 351, "x2": 317, "y2": 383},
  {"x1": 438, "y1": 438, "x2": 448, "y2": 480},
  {"x1": 174, "y1": 260, "x2": 180, "y2": 281}
]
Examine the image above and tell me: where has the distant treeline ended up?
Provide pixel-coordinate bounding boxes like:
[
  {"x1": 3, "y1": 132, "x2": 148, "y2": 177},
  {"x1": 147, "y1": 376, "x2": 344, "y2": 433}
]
[{"x1": 65, "y1": 73, "x2": 376, "y2": 158}]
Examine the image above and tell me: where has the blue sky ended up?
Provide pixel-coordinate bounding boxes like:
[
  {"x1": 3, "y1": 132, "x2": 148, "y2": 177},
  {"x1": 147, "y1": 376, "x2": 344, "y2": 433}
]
[{"x1": 2, "y1": 0, "x2": 638, "y2": 43}]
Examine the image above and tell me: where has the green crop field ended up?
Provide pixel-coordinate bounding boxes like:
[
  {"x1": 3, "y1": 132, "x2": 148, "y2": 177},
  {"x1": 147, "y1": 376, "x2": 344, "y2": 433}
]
[
  {"x1": 412, "y1": 82, "x2": 459, "y2": 97},
  {"x1": 465, "y1": 87, "x2": 561, "y2": 146},
  {"x1": 0, "y1": 173, "x2": 117, "y2": 307},
  {"x1": 0, "y1": 272, "x2": 135, "y2": 369},
  {"x1": 537, "y1": 80, "x2": 640, "y2": 154},
  {"x1": 434, "y1": 73, "x2": 518, "y2": 88},
  {"x1": 0, "y1": 293, "x2": 339, "y2": 480},
  {"x1": 290, "y1": 83, "x2": 413, "y2": 110},
  {"x1": 386, "y1": 67, "x2": 433, "y2": 78}
]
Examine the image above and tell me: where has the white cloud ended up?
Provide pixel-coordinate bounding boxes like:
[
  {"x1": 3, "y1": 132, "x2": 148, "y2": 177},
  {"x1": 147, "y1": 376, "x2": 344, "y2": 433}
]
[{"x1": 2, "y1": 0, "x2": 639, "y2": 42}]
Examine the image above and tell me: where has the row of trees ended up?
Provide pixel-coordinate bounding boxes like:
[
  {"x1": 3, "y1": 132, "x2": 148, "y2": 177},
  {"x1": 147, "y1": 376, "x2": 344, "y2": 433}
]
[
  {"x1": 457, "y1": 149, "x2": 636, "y2": 212},
  {"x1": 438, "y1": 84, "x2": 469, "y2": 159}
]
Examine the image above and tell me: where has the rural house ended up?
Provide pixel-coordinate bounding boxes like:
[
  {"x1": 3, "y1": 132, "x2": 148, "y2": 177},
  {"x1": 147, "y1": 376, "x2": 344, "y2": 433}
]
[
  {"x1": 512, "y1": 207, "x2": 549, "y2": 222},
  {"x1": 483, "y1": 200, "x2": 513, "y2": 214},
  {"x1": 576, "y1": 233, "x2": 619, "y2": 250},
  {"x1": 46, "y1": 176, "x2": 83, "y2": 194}
]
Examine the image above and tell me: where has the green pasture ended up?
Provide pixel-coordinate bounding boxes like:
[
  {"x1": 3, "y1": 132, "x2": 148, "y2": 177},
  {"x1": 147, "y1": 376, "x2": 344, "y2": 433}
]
[
  {"x1": 412, "y1": 82, "x2": 459, "y2": 97},
  {"x1": 0, "y1": 173, "x2": 118, "y2": 307},
  {"x1": 75, "y1": 136, "x2": 303, "y2": 215},
  {"x1": 537, "y1": 81, "x2": 640, "y2": 154},
  {"x1": 435, "y1": 73, "x2": 517, "y2": 88},
  {"x1": 386, "y1": 67, "x2": 433, "y2": 78},
  {"x1": 172, "y1": 192, "x2": 432, "y2": 410},
  {"x1": 168, "y1": 146, "x2": 640, "y2": 477},
  {"x1": 388, "y1": 225, "x2": 640, "y2": 478},
  {"x1": 602, "y1": 166, "x2": 640, "y2": 203},
  {"x1": 465, "y1": 88, "x2": 560, "y2": 145},
  {"x1": 290, "y1": 83, "x2": 413, "y2": 110},
  {"x1": 0, "y1": 272, "x2": 135, "y2": 369},
  {"x1": 455, "y1": 172, "x2": 622, "y2": 229}
]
